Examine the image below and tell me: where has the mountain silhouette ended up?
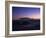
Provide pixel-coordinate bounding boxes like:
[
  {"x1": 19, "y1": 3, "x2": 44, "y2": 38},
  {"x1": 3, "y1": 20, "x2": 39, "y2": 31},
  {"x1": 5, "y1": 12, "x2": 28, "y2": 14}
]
[{"x1": 12, "y1": 17, "x2": 40, "y2": 31}]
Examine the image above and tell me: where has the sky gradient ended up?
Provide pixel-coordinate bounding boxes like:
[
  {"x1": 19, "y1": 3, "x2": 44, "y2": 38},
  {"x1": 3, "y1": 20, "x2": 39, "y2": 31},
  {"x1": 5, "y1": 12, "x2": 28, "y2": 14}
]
[{"x1": 12, "y1": 7, "x2": 40, "y2": 20}]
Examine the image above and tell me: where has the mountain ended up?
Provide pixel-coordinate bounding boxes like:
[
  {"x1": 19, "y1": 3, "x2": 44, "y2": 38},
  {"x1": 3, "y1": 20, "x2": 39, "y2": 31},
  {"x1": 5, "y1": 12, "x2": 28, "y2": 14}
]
[{"x1": 12, "y1": 17, "x2": 40, "y2": 31}]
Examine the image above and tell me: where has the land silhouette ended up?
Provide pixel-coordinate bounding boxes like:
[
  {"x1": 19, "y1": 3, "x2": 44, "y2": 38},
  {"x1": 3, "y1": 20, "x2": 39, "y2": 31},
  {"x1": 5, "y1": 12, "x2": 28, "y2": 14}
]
[{"x1": 12, "y1": 17, "x2": 40, "y2": 31}]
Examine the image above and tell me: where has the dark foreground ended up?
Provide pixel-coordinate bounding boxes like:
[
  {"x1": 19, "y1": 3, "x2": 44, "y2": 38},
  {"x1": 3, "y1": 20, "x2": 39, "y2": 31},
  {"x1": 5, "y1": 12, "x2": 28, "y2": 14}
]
[{"x1": 12, "y1": 18, "x2": 40, "y2": 31}]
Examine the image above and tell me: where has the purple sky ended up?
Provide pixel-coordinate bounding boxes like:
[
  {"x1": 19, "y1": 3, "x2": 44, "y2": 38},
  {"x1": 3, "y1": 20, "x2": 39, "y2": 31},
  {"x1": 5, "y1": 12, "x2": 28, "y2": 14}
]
[{"x1": 12, "y1": 7, "x2": 40, "y2": 20}]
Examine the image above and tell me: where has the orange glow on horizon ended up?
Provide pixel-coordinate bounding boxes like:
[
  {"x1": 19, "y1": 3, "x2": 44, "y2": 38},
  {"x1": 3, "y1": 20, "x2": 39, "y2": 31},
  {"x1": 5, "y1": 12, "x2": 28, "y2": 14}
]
[{"x1": 13, "y1": 14, "x2": 40, "y2": 20}]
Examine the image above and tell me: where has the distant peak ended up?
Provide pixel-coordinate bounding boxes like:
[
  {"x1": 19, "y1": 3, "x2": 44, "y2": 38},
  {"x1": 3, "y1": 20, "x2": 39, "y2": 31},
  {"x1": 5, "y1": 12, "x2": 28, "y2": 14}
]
[{"x1": 20, "y1": 17, "x2": 30, "y2": 19}]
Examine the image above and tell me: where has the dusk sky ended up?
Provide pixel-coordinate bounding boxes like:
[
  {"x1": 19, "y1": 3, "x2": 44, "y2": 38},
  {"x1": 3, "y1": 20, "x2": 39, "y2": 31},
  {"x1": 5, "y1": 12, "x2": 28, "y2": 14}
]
[{"x1": 12, "y1": 7, "x2": 40, "y2": 20}]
